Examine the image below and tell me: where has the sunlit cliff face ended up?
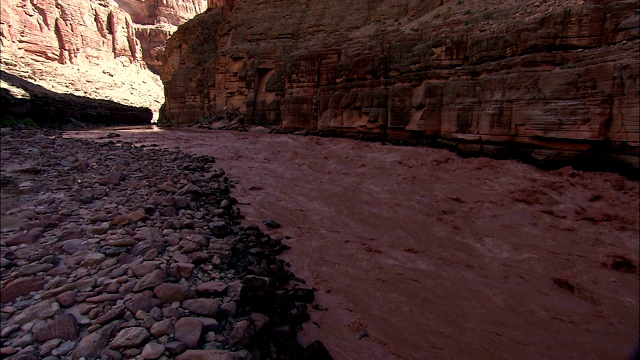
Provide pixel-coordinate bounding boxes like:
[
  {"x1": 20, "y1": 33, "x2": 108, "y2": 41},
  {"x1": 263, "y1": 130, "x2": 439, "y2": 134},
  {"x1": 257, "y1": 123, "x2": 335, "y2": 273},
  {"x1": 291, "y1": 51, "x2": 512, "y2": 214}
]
[{"x1": 0, "y1": 0, "x2": 209, "y2": 116}]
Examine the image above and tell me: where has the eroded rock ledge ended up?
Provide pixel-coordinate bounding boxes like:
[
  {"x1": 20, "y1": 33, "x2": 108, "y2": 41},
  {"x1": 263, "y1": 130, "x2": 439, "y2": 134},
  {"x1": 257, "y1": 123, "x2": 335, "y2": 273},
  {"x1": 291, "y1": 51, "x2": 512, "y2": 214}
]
[{"x1": 159, "y1": 0, "x2": 639, "y2": 173}]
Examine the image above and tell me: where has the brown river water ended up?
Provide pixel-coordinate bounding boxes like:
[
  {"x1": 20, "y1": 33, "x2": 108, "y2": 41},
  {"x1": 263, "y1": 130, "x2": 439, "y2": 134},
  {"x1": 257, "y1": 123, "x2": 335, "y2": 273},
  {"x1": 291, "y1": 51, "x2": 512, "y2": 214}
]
[{"x1": 66, "y1": 126, "x2": 639, "y2": 360}]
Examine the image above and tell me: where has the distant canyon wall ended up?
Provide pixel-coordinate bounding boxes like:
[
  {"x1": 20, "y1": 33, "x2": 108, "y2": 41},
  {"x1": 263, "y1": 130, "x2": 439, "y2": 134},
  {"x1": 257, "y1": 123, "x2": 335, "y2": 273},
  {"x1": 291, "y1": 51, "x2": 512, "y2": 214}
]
[
  {"x1": 0, "y1": 0, "x2": 206, "y2": 115},
  {"x1": 160, "y1": 0, "x2": 639, "y2": 171},
  {"x1": 0, "y1": 0, "x2": 142, "y2": 66},
  {"x1": 114, "y1": 0, "x2": 207, "y2": 73}
]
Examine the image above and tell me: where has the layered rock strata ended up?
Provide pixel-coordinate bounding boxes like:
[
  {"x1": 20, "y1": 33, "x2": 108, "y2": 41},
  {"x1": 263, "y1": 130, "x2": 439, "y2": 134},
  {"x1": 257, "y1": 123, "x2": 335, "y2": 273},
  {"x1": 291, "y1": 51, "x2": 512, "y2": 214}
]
[
  {"x1": 0, "y1": 129, "x2": 331, "y2": 359},
  {"x1": 0, "y1": 0, "x2": 163, "y2": 114},
  {"x1": 160, "y1": 0, "x2": 639, "y2": 172},
  {"x1": 115, "y1": 0, "x2": 208, "y2": 73},
  {"x1": 0, "y1": 0, "x2": 206, "y2": 118}
]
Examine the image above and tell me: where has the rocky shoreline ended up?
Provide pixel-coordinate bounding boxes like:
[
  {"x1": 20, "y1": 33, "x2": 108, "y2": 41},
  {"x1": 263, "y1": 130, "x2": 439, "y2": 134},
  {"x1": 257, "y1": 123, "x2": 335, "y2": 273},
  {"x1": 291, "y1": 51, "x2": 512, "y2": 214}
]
[{"x1": 0, "y1": 129, "x2": 331, "y2": 360}]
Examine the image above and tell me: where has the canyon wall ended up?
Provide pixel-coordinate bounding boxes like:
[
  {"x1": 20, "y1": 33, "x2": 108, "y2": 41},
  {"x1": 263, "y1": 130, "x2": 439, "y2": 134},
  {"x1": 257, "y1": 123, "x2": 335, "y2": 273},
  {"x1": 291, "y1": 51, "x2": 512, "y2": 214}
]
[
  {"x1": 0, "y1": 0, "x2": 142, "y2": 66},
  {"x1": 0, "y1": 0, "x2": 206, "y2": 118},
  {"x1": 115, "y1": 0, "x2": 207, "y2": 73},
  {"x1": 160, "y1": 0, "x2": 640, "y2": 171}
]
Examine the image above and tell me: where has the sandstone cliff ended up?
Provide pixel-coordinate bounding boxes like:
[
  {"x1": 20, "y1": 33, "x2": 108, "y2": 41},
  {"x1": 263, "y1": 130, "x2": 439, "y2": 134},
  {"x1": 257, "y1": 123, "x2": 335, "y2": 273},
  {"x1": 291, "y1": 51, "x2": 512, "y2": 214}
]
[
  {"x1": 160, "y1": 0, "x2": 639, "y2": 172},
  {"x1": 115, "y1": 0, "x2": 207, "y2": 73},
  {"x1": 0, "y1": 0, "x2": 206, "y2": 119},
  {"x1": 0, "y1": 0, "x2": 162, "y2": 114}
]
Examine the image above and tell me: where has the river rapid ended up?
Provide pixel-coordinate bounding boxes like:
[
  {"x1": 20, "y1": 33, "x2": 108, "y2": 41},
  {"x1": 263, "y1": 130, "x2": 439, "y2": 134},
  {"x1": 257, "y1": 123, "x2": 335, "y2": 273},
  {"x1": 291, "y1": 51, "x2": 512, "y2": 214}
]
[{"x1": 66, "y1": 126, "x2": 639, "y2": 360}]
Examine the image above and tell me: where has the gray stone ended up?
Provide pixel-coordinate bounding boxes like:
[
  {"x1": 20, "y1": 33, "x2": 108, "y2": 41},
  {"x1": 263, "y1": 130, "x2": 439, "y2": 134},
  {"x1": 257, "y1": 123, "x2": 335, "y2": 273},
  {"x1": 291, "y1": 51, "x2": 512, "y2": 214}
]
[
  {"x1": 228, "y1": 320, "x2": 254, "y2": 348},
  {"x1": 110, "y1": 327, "x2": 150, "y2": 349},
  {"x1": 153, "y1": 283, "x2": 196, "y2": 303},
  {"x1": 33, "y1": 313, "x2": 80, "y2": 342},
  {"x1": 72, "y1": 321, "x2": 121, "y2": 359},
  {"x1": 125, "y1": 293, "x2": 163, "y2": 314},
  {"x1": 133, "y1": 269, "x2": 166, "y2": 292},
  {"x1": 19, "y1": 263, "x2": 53, "y2": 276},
  {"x1": 182, "y1": 299, "x2": 219, "y2": 317},
  {"x1": 195, "y1": 281, "x2": 227, "y2": 296},
  {"x1": 150, "y1": 318, "x2": 174, "y2": 338},
  {"x1": 175, "y1": 350, "x2": 234, "y2": 360},
  {"x1": 131, "y1": 261, "x2": 162, "y2": 277},
  {"x1": 174, "y1": 317, "x2": 203, "y2": 349},
  {"x1": 140, "y1": 342, "x2": 165, "y2": 359},
  {"x1": 11, "y1": 301, "x2": 59, "y2": 325}
]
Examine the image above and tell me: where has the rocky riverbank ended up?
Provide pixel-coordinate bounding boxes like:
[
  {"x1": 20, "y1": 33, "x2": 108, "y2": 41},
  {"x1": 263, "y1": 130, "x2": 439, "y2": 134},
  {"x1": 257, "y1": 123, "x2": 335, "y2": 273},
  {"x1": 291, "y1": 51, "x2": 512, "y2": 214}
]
[{"x1": 0, "y1": 129, "x2": 331, "y2": 360}]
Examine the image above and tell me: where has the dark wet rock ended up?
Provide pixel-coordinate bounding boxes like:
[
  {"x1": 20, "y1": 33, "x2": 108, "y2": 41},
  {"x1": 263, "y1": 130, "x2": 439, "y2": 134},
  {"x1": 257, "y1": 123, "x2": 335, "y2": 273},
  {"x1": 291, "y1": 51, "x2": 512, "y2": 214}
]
[
  {"x1": 61, "y1": 239, "x2": 90, "y2": 254},
  {"x1": 111, "y1": 215, "x2": 130, "y2": 226},
  {"x1": 85, "y1": 294, "x2": 123, "y2": 303},
  {"x1": 81, "y1": 252, "x2": 106, "y2": 268},
  {"x1": 125, "y1": 294, "x2": 163, "y2": 314},
  {"x1": 130, "y1": 239, "x2": 165, "y2": 257},
  {"x1": 94, "y1": 306, "x2": 126, "y2": 325},
  {"x1": 160, "y1": 206, "x2": 178, "y2": 217},
  {"x1": 1, "y1": 277, "x2": 45, "y2": 304},
  {"x1": 59, "y1": 227, "x2": 85, "y2": 241},
  {"x1": 5, "y1": 230, "x2": 42, "y2": 246},
  {"x1": 42, "y1": 277, "x2": 96, "y2": 299},
  {"x1": 182, "y1": 299, "x2": 219, "y2": 317},
  {"x1": 196, "y1": 281, "x2": 227, "y2": 296},
  {"x1": 99, "y1": 171, "x2": 123, "y2": 186},
  {"x1": 171, "y1": 262, "x2": 195, "y2": 278},
  {"x1": 302, "y1": 340, "x2": 333, "y2": 359},
  {"x1": 133, "y1": 269, "x2": 167, "y2": 292},
  {"x1": 11, "y1": 301, "x2": 59, "y2": 325},
  {"x1": 228, "y1": 320, "x2": 254, "y2": 348},
  {"x1": 52, "y1": 340, "x2": 77, "y2": 357},
  {"x1": 162, "y1": 306, "x2": 184, "y2": 320},
  {"x1": 102, "y1": 246, "x2": 129, "y2": 257},
  {"x1": 140, "y1": 342, "x2": 165, "y2": 359},
  {"x1": 131, "y1": 261, "x2": 162, "y2": 277},
  {"x1": 72, "y1": 320, "x2": 122, "y2": 360},
  {"x1": 33, "y1": 313, "x2": 80, "y2": 343},
  {"x1": 55, "y1": 290, "x2": 78, "y2": 308},
  {"x1": 249, "y1": 313, "x2": 270, "y2": 331},
  {"x1": 107, "y1": 238, "x2": 136, "y2": 247},
  {"x1": 165, "y1": 341, "x2": 187, "y2": 356},
  {"x1": 19, "y1": 263, "x2": 54, "y2": 275},
  {"x1": 285, "y1": 288, "x2": 316, "y2": 303},
  {"x1": 176, "y1": 350, "x2": 234, "y2": 360},
  {"x1": 87, "y1": 223, "x2": 110, "y2": 235},
  {"x1": 110, "y1": 327, "x2": 150, "y2": 349},
  {"x1": 174, "y1": 317, "x2": 203, "y2": 349},
  {"x1": 263, "y1": 219, "x2": 281, "y2": 229},
  {"x1": 89, "y1": 213, "x2": 112, "y2": 223},
  {"x1": 153, "y1": 283, "x2": 196, "y2": 303},
  {"x1": 100, "y1": 347, "x2": 123, "y2": 360},
  {"x1": 150, "y1": 318, "x2": 174, "y2": 338}
]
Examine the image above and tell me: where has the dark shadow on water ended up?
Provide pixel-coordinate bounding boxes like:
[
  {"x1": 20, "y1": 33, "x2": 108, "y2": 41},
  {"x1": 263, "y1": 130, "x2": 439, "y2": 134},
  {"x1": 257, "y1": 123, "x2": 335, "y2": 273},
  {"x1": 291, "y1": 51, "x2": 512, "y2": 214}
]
[{"x1": 0, "y1": 70, "x2": 152, "y2": 127}]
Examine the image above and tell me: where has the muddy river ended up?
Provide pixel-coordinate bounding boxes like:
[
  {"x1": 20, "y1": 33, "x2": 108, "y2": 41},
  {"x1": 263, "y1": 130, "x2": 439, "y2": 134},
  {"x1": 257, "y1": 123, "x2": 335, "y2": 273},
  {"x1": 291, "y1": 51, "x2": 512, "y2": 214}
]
[{"x1": 66, "y1": 126, "x2": 639, "y2": 360}]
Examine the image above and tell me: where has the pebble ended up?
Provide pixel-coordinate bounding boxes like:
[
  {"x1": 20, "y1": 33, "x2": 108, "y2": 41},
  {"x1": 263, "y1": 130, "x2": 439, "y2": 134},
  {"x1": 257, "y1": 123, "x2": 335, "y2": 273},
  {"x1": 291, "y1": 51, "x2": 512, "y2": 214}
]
[
  {"x1": 33, "y1": 313, "x2": 80, "y2": 342},
  {"x1": 153, "y1": 283, "x2": 196, "y2": 304},
  {"x1": 51, "y1": 340, "x2": 77, "y2": 356},
  {"x1": 140, "y1": 342, "x2": 165, "y2": 359},
  {"x1": 110, "y1": 327, "x2": 150, "y2": 348},
  {"x1": 0, "y1": 130, "x2": 327, "y2": 360},
  {"x1": 174, "y1": 317, "x2": 203, "y2": 349}
]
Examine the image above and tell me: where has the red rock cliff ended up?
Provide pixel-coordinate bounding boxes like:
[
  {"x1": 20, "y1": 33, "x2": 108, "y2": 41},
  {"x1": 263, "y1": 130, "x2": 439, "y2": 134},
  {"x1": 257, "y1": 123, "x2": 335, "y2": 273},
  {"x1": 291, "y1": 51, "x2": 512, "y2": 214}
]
[
  {"x1": 0, "y1": 0, "x2": 206, "y2": 113},
  {"x1": 115, "y1": 0, "x2": 207, "y2": 73},
  {"x1": 0, "y1": 0, "x2": 162, "y2": 111},
  {"x1": 160, "y1": 0, "x2": 639, "y2": 171}
]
